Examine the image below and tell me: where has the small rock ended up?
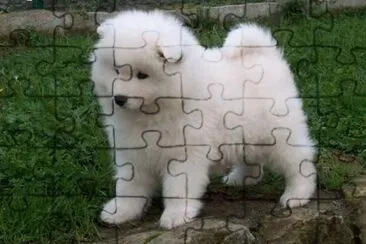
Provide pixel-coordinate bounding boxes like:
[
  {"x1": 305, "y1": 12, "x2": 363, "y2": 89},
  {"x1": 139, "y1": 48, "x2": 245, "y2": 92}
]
[
  {"x1": 119, "y1": 218, "x2": 255, "y2": 244},
  {"x1": 343, "y1": 174, "x2": 366, "y2": 242},
  {"x1": 121, "y1": 230, "x2": 163, "y2": 244},
  {"x1": 351, "y1": 176, "x2": 366, "y2": 197},
  {"x1": 223, "y1": 228, "x2": 257, "y2": 244},
  {"x1": 259, "y1": 208, "x2": 354, "y2": 244}
]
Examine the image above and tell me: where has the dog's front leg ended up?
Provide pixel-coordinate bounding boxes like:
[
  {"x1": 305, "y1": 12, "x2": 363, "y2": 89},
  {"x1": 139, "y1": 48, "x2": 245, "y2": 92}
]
[
  {"x1": 159, "y1": 156, "x2": 211, "y2": 229},
  {"x1": 100, "y1": 158, "x2": 157, "y2": 225}
]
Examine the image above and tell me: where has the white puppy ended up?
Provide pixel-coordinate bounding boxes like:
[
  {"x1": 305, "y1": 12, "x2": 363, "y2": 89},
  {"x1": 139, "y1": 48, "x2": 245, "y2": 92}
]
[{"x1": 90, "y1": 9, "x2": 317, "y2": 229}]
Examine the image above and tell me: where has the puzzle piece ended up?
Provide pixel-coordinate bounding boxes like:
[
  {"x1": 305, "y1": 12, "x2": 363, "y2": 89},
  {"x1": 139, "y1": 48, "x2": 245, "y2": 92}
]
[
  {"x1": 165, "y1": 146, "x2": 214, "y2": 228},
  {"x1": 101, "y1": 131, "x2": 187, "y2": 227},
  {"x1": 183, "y1": 217, "x2": 257, "y2": 243},
  {"x1": 97, "y1": 98, "x2": 201, "y2": 148},
  {"x1": 273, "y1": 8, "x2": 334, "y2": 49},
  {"x1": 184, "y1": 83, "x2": 243, "y2": 160},
  {"x1": 313, "y1": 10, "x2": 366, "y2": 65},
  {"x1": 245, "y1": 128, "x2": 316, "y2": 205},
  {"x1": 288, "y1": 43, "x2": 365, "y2": 157},
  {"x1": 27, "y1": 45, "x2": 89, "y2": 97},
  {"x1": 225, "y1": 97, "x2": 314, "y2": 145}
]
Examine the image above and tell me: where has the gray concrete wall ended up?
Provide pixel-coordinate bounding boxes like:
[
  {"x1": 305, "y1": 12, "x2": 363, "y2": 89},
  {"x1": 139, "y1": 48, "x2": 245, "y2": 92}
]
[{"x1": 1, "y1": 0, "x2": 366, "y2": 38}]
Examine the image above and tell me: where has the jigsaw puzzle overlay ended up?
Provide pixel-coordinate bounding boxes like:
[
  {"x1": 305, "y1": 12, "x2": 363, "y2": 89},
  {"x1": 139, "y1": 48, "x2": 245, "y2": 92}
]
[
  {"x1": 1, "y1": 0, "x2": 365, "y2": 243},
  {"x1": 92, "y1": 1, "x2": 319, "y2": 234}
]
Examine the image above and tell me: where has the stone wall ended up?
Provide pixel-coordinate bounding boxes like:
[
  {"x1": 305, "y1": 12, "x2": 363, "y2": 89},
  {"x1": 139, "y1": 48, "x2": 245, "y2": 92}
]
[
  {"x1": 2, "y1": 0, "x2": 366, "y2": 13},
  {"x1": 3, "y1": 0, "x2": 193, "y2": 12},
  {"x1": 1, "y1": 0, "x2": 366, "y2": 38}
]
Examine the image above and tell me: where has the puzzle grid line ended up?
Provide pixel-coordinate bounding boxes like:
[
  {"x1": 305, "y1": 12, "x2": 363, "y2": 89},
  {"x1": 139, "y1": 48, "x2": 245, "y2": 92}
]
[
  {"x1": 1, "y1": 3, "x2": 363, "y2": 195},
  {"x1": 1, "y1": 1, "x2": 365, "y2": 243},
  {"x1": 3, "y1": 3, "x2": 358, "y2": 196}
]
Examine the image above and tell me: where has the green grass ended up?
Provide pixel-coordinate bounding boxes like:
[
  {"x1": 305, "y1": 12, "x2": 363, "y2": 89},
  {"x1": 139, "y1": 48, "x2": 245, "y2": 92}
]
[
  {"x1": 1, "y1": 7, "x2": 366, "y2": 244},
  {"x1": 0, "y1": 33, "x2": 115, "y2": 243}
]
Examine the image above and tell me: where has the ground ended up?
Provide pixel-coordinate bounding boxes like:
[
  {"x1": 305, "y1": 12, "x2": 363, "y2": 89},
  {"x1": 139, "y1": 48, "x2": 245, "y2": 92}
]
[{"x1": 0, "y1": 5, "x2": 365, "y2": 244}]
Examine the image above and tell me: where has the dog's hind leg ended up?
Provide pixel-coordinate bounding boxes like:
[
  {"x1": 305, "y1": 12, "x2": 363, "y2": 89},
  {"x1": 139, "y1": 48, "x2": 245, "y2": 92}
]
[
  {"x1": 278, "y1": 149, "x2": 317, "y2": 208},
  {"x1": 223, "y1": 161, "x2": 263, "y2": 187},
  {"x1": 268, "y1": 129, "x2": 317, "y2": 208}
]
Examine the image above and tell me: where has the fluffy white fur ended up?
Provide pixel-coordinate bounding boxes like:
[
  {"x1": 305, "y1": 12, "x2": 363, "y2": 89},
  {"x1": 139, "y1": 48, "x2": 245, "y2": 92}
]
[{"x1": 90, "y1": 10, "x2": 317, "y2": 229}]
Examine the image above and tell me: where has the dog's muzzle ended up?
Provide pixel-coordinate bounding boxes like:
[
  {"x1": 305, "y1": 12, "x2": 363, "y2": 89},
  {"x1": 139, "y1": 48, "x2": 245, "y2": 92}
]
[{"x1": 114, "y1": 95, "x2": 128, "y2": 107}]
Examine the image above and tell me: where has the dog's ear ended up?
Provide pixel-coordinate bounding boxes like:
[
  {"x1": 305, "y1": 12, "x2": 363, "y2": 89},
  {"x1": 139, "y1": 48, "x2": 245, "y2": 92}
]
[
  {"x1": 143, "y1": 31, "x2": 183, "y2": 63},
  {"x1": 157, "y1": 45, "x2": 183, "y2": 63},
  {"x1": 96, "y1": 25, "x2": 104, "y2": 37},
  {"x1": 96, "y1": 20, "x2": 113, "y2": 38}
]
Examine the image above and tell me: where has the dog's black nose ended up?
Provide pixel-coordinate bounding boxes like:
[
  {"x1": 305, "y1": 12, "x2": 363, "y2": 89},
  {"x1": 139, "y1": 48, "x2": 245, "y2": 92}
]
[{"x1": 114, "y1": 95, "x2": 128, "y2": 106}]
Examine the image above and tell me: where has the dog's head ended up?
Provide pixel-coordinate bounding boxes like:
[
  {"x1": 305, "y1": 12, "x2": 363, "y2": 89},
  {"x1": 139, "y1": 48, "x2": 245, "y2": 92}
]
[{"x1": 91, "y1": 10, "x2": 198, "y2": 110}]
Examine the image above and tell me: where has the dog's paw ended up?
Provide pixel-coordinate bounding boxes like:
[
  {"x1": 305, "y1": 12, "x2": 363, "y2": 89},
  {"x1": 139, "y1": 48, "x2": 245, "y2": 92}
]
[
  {"x1": 223, "y1": 174, "x2": 261, "y2": 187},
  {"x1": 222, "y1": 174, "x2": 244, "y2": 187},
  {"x1": 100, "y1": 198, "x2": 141, "y2": 225},
  {"x1": 279, "y1": 191, "x2": 312, "y2": 208},
  {"x1": 280, "y1": 178, "x2": 315, "y2": 208},
  {"x1": 159, "y1": 207, "x2": 198, "y2": 229},
  {"x1": 223, "y1": 173, "x2": 262, "y2": 186}
]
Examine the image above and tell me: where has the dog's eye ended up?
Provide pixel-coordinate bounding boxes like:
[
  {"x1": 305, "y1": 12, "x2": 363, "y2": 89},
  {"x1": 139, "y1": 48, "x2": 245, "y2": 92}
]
[{"x1": 137, "y1": 72, "x2": 149, "y2": 79}]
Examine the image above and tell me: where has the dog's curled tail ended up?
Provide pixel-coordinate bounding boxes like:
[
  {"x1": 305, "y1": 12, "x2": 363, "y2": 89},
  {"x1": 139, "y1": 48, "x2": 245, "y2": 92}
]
[{"x1": 222, "y1": 23, "x2": 278, "y2": 58}]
